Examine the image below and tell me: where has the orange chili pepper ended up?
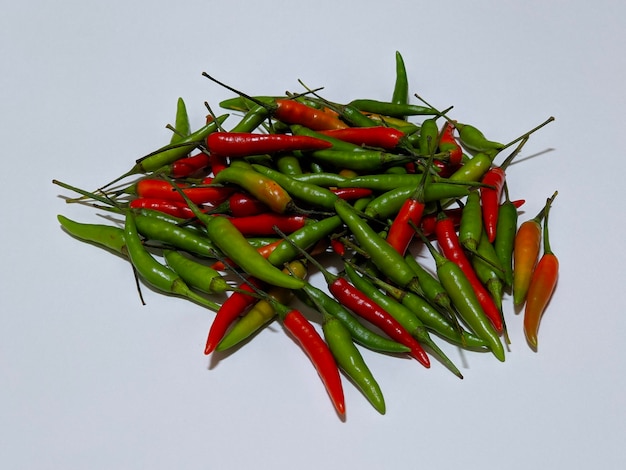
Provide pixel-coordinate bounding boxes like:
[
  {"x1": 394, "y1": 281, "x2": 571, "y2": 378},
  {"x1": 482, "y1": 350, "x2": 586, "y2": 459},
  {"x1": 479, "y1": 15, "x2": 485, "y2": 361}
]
[
  {"x1": 513, "y1": 192, "x2": 557, "y2": 306},
  {"x1": 524, "y1": 194, "x2": 559, "y2": 350}
]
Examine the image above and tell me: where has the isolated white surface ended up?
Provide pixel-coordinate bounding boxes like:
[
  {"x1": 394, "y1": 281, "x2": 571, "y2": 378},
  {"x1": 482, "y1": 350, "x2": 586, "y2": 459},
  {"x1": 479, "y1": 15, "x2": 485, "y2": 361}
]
[{"x1": 1, "y1": 1, "x2": 625, "y2": 469}]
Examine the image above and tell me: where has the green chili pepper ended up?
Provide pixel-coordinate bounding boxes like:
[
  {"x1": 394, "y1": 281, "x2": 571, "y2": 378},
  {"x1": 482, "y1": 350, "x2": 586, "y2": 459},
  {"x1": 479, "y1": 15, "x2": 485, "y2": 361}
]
[
  {"x1": 458, "y1": 190, "x2": 483, "y2": 251},
  {"x1": 276, "y1": 155, "x2": 303, "y2": 175},
  {"x1": 290, "y1": 172, "x2": 349, "y2": 187},
  {"x1": 321, "y1": 311, "x2": 386, "y2": 414},
  {"x1": 493, "y1": 187, "x2": 518, "y2": 288},
  {"x1": 134, "y1": 212, "x2": 218, "y2": 257},
  {"x1": 363, "y1": 184, "x2": 469, "y2": 220},
  {"x1": 454, "y1": 121, "x2": 504, "y2": 155},
  {"x1": 170, "y1": 97, "x2": 191, "y2": 144},
  {"x1": 205, "y1": 216, "x2": 306, "y2": 290},
  {"x1": 448, "y1": 152, "x2": 494, "y2": 183},
  {"x1": 418, "y1": 118, "x2": 440, "y2": 156},
  {"x1": 419, "y1": 230, "x2": 505, "y2": 361},
  {"x1": 57, "y1": 215, "x2": 127, "y2": 256},
  {"x1": 347, "y1": 99, "x2": 438, "y2": 117},
  {"x1": 308, "y1": 148, "x2": 413, "y2": 172},
  {"x1": 391, "y1": 51, "x2": 409, "y2": 120},
  {"x1": 267, "y1": 215, "x2": 343, "y2": 267},
  {"x1": 228, "y1": 104, "x2": 269, "y2": 133},
  {"x1": 334, "y1": 198, "x2": 422, "y2": 295},
  {"x1": 162, "y1": 249, "x2": 229, "y2": 294},
  {"x1": 344, "y1": 263, "x2": 463, "y2": 379},
  {"x1": 123, "y1": 211, "x2": 221, "y2": 311}
]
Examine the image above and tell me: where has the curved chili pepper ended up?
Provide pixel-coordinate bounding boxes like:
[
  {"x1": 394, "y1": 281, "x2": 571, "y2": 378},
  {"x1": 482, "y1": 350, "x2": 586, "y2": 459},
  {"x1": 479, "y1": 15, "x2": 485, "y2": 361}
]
[
  {"x1": 57, "y1": 215, "x2": 127, "y2": 256},
  {"x1": 435, "y1": 211, "x2": 503, "y2": 333},
  {"x1": 454, "y1": 121, "x2": 504, "y2": 155},
  {"x1": 276, "y1": 154, "x2": 303, "y2": 176},
  {"x1": 329, "y1": 187, "x2": 373, "y2": 201},
  {"x1": 391, "y1": 50, "x2": 409, "y2": 119},
  {"x1": 206, "y1": 132, "x2": 333, "y2": 159},
  {"x1": 279, "y1": 304, "x2": 346, "y2": 416},
  {"x1": 205, "y1": 276, "x2": 265, "y2": 354},
  {"x1": 524, "y1": 196, "x2": 558, "y2": 350},
  {"x1": 211, "y1": 163, "x2": 295, "y2": 214},
  {"x1": 123, "y1": 210, "x2": 221, "y2": 311}
]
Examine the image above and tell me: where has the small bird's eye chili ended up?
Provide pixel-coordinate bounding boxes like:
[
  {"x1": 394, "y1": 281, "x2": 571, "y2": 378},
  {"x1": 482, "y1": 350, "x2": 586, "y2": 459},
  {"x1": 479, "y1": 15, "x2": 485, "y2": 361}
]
[{"x1": 56, "y1": 56, "x2": 561, "y2": 417}]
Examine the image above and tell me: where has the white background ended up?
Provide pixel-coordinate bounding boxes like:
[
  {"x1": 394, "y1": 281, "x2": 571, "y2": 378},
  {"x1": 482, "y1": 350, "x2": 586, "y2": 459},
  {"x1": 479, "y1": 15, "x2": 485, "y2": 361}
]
[{"x1": 2, "y1": 1, "x2": 625, "y2": 469}]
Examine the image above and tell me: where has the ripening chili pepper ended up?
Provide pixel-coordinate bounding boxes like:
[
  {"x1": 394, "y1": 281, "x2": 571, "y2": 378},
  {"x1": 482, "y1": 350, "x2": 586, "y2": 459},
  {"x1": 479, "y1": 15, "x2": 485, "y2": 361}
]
[
  {"x1": 435, "y1": 211, "x2": 503, "y2": 333},
  {"x1": 57, "y1": 215, "x2": 127, "y2": 256},
  {"x1": 205, "y1": 276, "x2": 265, "y2": 354},
  {"x1": 523, "y1": 195, "x2": 558, "y2": 351},
  {"x1": 211, "y1": 163, "x2": 295, "y2": 214},
  {"x1": 215, "y1": 260, "x2": 308, "y2": 351},
  {"x1": 251, "y1": 164, "x2": 339, "y2": 211},
  {"x1": 458, "y1": 190, "x2": 483, "y2": 252},
  {"x1": 130, "y1": 178, "x2": 235, "y2": 205},
  {"x1": 385, "y1": 155, "x2": 432, "y2": 256},
  {"x1": 417, "y1": 229, "x2": 505, "y2": 362},
  {"x1": 162, "y1": 249, "x2": 230, "y2": 294},
  {"x1": 206, "y1": 132, "x2": 333, "y2": 159},
  {"x1": 344, "y1": 262, "x2": 462, "y2": 379},
  {"x1": 513, "y1": 192, "x2": 557, "y2": 306},
  {"x1": 123, "y1": 210, "x2": 221, "y2": 311},
  {"x1": 320, "y1": 310, "x2": 386, "y2": 414},
  {"x1": 203, "y1": 73, "x2": 349, "y2": 131}
]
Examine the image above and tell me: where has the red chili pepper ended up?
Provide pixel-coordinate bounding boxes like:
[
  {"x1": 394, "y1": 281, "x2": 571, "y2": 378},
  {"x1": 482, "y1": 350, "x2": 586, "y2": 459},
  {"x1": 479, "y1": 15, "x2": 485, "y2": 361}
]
[
  {"x1": 209, "y1": 153, "x2": 228, "y2": 175},
  {"x1": 435, "y1": 212, "x2": 504, "y2": 333},
  {"x1": 204, "y1": 277, "x2": 265, "y2": 355},
  {"x1": 281, "y1": 308, "x2": 345, "y2": 415},
  {"x1": 330, "y1": 238, "x2": 346, "y2": 257},
  {"x1": 206, "y1": 132, "x2": 333, "y2": 159},
  {"x1": 329, "y1": 187, "x2": 373, "y2": 201},
  {"x1": 438, "y1": 121, "x2": 463, "y2": 166},
  {"x1": 228, "y1": 213, "x2": 308, "y2": 236},
  {"x1": 128, "y1": 197, "x2": 199, "y2": 219},
  {"x1": 480, "y1": 137, "x2": 530, "y2": 243},
  {"x1": 319, "y1": 126, "x2": 406, "y2": 150},
  {"x1": 168, "y1": 152, "x2": 211, "y2": 178},
  {"x1": 386, "y1": 157, "x2": 431, "y2": 256},
  {"x1": 134, "y1": 178, "x2": 234, "y2": 205},
  {"x1": 329, "y1": 277, "x2": 430, "y2": 368},
  {"x1": 213, "y1": 192, "x2": 269, "y2": 217}
]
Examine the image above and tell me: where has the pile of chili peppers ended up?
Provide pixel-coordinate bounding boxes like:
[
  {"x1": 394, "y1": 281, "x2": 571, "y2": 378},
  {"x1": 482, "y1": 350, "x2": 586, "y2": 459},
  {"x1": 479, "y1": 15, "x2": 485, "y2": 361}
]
[{"x1": 54, "y1": 52, "x2": 559, "y2": 417}]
